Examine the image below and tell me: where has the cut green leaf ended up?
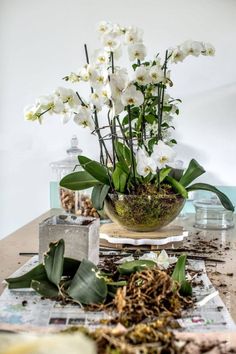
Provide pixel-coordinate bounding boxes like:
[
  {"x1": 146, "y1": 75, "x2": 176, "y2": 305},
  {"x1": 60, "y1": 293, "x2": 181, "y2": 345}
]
[
  {"x1": 91, "y1": 184, "x2": 110, "y2": 210},
  {"x1": 165, "y1": 176, "x2": 188, "y2": 198},
  {"x1": 68, "y1": 259, "x2": 107, "y2": 305},
  {"x1": 179, "y1": 159, "x2": 205, "y2": 187},
  {"x1": 5, "y1": 264, "x2": 47, "y2": 289},
  {"x1": 186, "y1": 183, "x2": 234, "y2": 211},
  {"x1": 118, "y1": 260, "x2": 156, "y2": 276},
  {"x1": 44, "y1": 239, "x2": 65, "y2": 287},
  {"x1": 172, "y1": 254, "x2": 187, "y2": 284},
  {"x1": 78, "y1": 155, "x2": 110, "y2": 185},
  {"x1": 31, "y1": 280, "x2": 59, "y2": 298},
  {"x1": 63, "y1": 257, "x2": 81, "y2": 277},
  {"x1": 180, "y1": 280, "x2": 192, "y2": 297},
  {"x1": 60, "y1": 171, "x2": 100, "y2": 191}
]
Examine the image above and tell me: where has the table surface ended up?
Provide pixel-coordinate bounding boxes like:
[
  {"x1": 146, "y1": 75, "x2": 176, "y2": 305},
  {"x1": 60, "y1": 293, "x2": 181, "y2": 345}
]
[{"x1": 0, "y1": 210, "x2": 236, "y2": 322}]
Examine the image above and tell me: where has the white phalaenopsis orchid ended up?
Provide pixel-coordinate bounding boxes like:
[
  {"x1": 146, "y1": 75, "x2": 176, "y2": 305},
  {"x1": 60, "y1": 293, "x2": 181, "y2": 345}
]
[
  {"x1": 102, "y1": 33, "x2": 121, "y2": 52},
  {"x1": 149, "y1": 65, "x2": 165, "y2": 84},
  {"x1": 171, "y1": 47, "x2": 186, "y2": 63},
  {"x1": 128, "y1": 43, "x2": 147, "y2": 61},
  {"x1": 74, "y1": 106, "x2": 95, "y2": 131},
  {"x1": 180, "y1": 40, "x2": 203, "y2": 57},
  {"x1": 36, "y1": 95, "x2": 64, "y2": 114},
  {"x1": 97, "y1": 21, "x2": 113, "y2": 36},
  {"x1": 136, "y1": 148, "x2": 157, "y2": 177},
  {"x1": 124, "y1": 26, "x2": 143, "y2": 45},
  {"x1": 202, "y1": 42, "x2": 215, "y2": 56},
  {"x1": 151, "y1": 140, "x2": 176, "y2": 169},
  {"x1": 90, "y1": 68, "x2": 108, "y2": 88},
  {"x1": 54, "y1": 87, "x2": 79, "y2": 108},
  {"x1": 134, "y1": 66, "x2": 151, "y2": 85},
  {"x1": 90, "y1": 92, "x2": 103, "y2": 111},
  {"x1": 92, "y1": 49, "x2": 110, "y2": 66},
  {"x1": 24, "y1": 104, "x2": 41, "y2": 121},
  {"x1": 121, "y1": 85, "x2": 144, "y2": 107}
]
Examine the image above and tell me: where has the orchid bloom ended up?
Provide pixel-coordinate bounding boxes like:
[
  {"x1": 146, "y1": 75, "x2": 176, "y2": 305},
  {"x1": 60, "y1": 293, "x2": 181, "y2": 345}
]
[
  {"x1": 121, "y1": 85, "x2": 144, "y2": 107},
  {"x1": 74, "y1": 106, "x2": 95, "y2": 131},
  {"x1": 151, "y1": 140, "x2": 176, "y2": 169},
  {"x1": 136, "y1": 148, "x2": 157, "y2": 177},
  {"x1": 128, "y1": 43, "x2": 147, "y2": 61}
]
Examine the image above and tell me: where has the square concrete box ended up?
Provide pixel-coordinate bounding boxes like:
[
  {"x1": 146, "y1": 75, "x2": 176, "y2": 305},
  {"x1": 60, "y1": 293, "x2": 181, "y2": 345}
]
[{"x1": 39, "y1": 215, "x2": 100, "y2": 265}]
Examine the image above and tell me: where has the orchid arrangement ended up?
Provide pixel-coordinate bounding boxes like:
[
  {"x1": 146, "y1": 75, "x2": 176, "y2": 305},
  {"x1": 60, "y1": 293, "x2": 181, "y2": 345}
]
[{"x1": 25, "y1": 21, "x2": 234, "y2": 212}]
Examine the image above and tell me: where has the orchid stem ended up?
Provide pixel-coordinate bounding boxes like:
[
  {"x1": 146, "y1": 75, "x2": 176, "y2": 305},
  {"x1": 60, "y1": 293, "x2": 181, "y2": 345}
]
[{"x1": 127, "y1": 105, "x2": 136, "y2": 184}]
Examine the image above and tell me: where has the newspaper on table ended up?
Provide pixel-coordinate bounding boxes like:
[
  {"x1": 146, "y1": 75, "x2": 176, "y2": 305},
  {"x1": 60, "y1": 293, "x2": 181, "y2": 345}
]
[{"x1": 0, "y1": 256, "x2": 235, "y2": 332}]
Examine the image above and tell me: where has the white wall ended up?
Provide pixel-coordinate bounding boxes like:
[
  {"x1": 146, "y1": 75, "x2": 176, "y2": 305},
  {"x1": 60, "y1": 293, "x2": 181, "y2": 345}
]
[{"x1": 1, "y1": 0, "x2": 236, "y2": 239}]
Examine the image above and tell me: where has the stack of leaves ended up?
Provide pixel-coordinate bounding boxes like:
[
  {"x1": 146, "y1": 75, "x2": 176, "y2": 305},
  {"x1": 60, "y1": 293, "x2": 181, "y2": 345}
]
[{"x1": 6, "y1": 239, "x2": 192, "y2": 327}]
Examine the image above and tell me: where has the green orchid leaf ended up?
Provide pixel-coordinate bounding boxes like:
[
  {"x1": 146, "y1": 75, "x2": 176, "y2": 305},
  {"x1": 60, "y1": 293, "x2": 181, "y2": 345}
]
[
  {"x1": 114, "y1": 141, "x2": 130, "y2": 174},
  {"x1": 159, "y1": 167, "x2": 171, "y2": 183},
  {"x1": 112, "y1": 166, "x2": 128, "y2": 193},
  {"x1": 180, "y1": 280, "x2": 193, "y2": 297},
  {"x1": 44, "y1": 239, "x2": 65, "y2": 287},
  {"x1": 172, "y1": 254, "x2": 187, "y2": 284},
  {"x1": 171, "y1": 254, "x2": 192, "y2": 296},
  {"x1": 68, "y1": 259, "x2": 107, "y2": 305},
  {"x1": 168, "y1": 167, "x2": 184, "y2": 181},
  {"x1": 78, "y1": 156, "x2": 110, "y2": 185},
  {"x1": 165, "y1": 176, "x2": 188, "y2": 198},
  {"x1": 118, "y1": 260, "x2": 156, "y2": 276},
  {"x1": 60, "y1": 171, "x2": 100, "y2": 191},
  {"x1": 63, "y1": 257, "x2": 81, "y2": 277},
  {"x1": 179, "y1": 159, "x2": 205, "y2": 187},
  {"x1": 186, "y1": 183, "x2": 235, "y2": 211},
  {"x1": 5, "y1": 264, "x2": 47, "y2": 289},
  {"x1": 91, "y1": 184, "x2": 110, "y2": 210},
  {"x1": 31, "y1": 280, "x2": 59, "y2": 298}
]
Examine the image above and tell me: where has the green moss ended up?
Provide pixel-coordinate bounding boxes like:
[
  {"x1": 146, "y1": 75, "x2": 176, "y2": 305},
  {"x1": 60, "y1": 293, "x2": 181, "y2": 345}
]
[{"x1": 104, "y1": 184, "x2": 185, "y2": 232}]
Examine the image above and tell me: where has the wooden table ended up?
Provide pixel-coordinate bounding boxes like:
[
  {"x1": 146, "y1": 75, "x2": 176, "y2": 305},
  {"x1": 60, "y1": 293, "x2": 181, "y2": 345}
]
[{"x1": 1, "y1": 210, "x2": 236, "y2": 322}]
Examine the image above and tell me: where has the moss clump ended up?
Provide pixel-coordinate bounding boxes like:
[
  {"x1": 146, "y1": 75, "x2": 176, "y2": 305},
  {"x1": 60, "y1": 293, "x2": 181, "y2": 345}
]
[{"x1": 104, "y1": 184, "x2": 185, "y2": 232}]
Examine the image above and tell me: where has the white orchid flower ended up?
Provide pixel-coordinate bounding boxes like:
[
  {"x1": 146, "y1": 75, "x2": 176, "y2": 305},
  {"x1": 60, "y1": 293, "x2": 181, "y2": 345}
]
[
  {"x1": 155, "y1": 250, "x2": 177, "y2": 269},
  {"x1": 24, "y1": 104, "x2": 41, "y2": 121},
  {"x1": 97, "y1": 84, "x2": 112, "y2": 105},
  {"x1": 180, "y1": 40, "x2": 203, "y2": 57},
  {"x1": 92, "y1": 49, "x2": 110, "y2": 66},
  {"x1": 97, "y1": 21, "x2": 112, "y2": 36},
  {"x1": 136, "y1": 148, "x2": 157, "y2": 177},
  {"x1": 90, "y1": 68, "x2": 108, "y2": 88},
  {"x1": 54, "y1": 87, "x2": 79, "y2": 108},
  {"x1": 202, "y1": 42, "x2": 215, "y2": 56},
  {"x1": 134, "y1": 66, "x2": 151, "y2": 85},
  {"x1": 124, "y1": 26, "x2": 143, "y2": 45},
  {"x1": 36, "y1": 95, "x2": 65, "y2": 114},
  {"x1": 139, "y1": 250, "x2": 177, "y2": 269},
  {"x1": 149, "y1": 65, "x2": 165, "y2": 84},
  {"x1": 110, "y1": 68, "x2": 129, "y2": 92},
  {"x1": 110, "y1": 98, "x2": 124, "y2": 118},
  {"x1": 121, "y1": 85, "x2": 144, "y2": 107},
  {"x1": 74, "y1": 106, "x2": 95, "y2": 131},
  {"x1": 68, "y1": 72, "x2": 80, "y2": 83},
  {"x1": 102, "y1": 33, "x2": 121, "y2": 52},
  {"x1": 61, "y1": 107, "x2": 74, "y2": 124},
  {"x1": 89, "y1": 92, "x2": 103, "y2": 111},
  {"x1": 128, "y1": 43, "x2": 147, "y2": 61},
  {"x1": 151, "y1": 140, "x2": 176, "y2": 169},
  {"x1": 171, "y1": 47, "x2": 186, "y2": 63}
]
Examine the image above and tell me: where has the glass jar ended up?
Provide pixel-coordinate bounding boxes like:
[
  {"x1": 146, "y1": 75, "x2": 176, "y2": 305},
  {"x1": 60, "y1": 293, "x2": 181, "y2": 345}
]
[
  {"x1": 49, "y1": 136, "x2": 99, "y2": 217},
  {"x1": 193, "y1": 196, "x2": 234, "y2": 230}
]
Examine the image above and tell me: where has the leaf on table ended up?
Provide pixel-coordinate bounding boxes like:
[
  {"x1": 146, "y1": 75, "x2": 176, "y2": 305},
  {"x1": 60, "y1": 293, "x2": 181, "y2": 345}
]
[
  {"x1": 171, "y1": 254, "x2": 192, "y2": 296},
  {"x1": 118, "y1": 260, "x2": 156, "y2": 276},
  {"x1": 31, "y1": 280, "x2": 59, "y2": 298},
  {"x1": 5, "y1": 264, "x2": 47, "y2": 289},
  {"x1": 67, "y1": 259, "x2": 107, "y2": 305},
  {"x1": 63, "y1": 257, "x2": 81, "y2": 277},
  {"x1": 44, "y1": 239, "x2": 65, "y2": 287}
]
